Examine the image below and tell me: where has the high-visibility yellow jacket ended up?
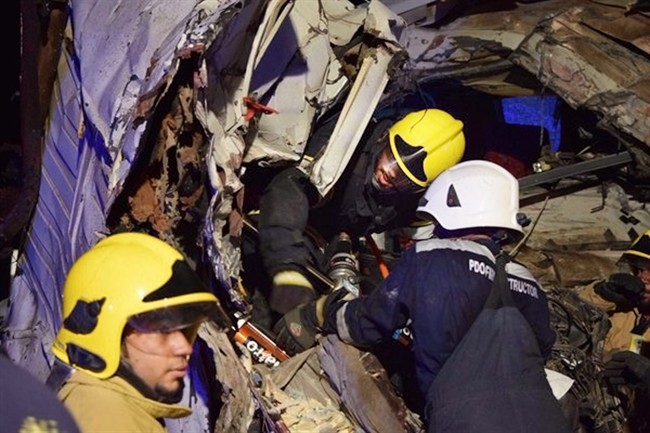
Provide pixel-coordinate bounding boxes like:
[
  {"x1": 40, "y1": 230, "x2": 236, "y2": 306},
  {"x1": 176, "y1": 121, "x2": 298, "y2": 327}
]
[{"x1": 59, "y1": 369, "x2": 191, "y2": 433}]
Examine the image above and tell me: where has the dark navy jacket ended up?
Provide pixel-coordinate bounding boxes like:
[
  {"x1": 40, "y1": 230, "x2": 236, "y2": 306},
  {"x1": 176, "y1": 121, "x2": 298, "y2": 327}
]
[
  {"x1": 335, "y1": 237, "x2": 556, "y2": 396},
  {"x1": 0, "y1": 353, "x2": 81, "y2": 433},
  {"x1": 257, "y1": 118, "x2": 422, "y2": 275}
]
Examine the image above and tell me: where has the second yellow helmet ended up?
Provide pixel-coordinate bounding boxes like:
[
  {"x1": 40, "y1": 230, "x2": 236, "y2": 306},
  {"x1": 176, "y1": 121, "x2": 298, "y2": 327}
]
[
  {"x1": 372, "y1": 109, "x2": 465, "y2": 194},
  {"x1": 388, "y1": 108, "x2": 465, "y2": 190}
]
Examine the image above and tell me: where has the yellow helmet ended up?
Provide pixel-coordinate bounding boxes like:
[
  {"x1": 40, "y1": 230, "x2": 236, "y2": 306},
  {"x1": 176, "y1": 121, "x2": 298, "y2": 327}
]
[
  {"x1": 378, "y1": 109, "x2": 465, "y2": 192},
  {"x1": 52, "y1": 232, "x2": 225, "y2": 379},
  {"x1": 619, "y1": 230, "x2": 650, "y2": 271}
]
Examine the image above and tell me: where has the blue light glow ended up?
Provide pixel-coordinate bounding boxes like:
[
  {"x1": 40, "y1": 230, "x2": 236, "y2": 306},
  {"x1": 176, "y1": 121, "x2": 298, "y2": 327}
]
[{"x1": 502, "y1": 96, "x2": 562, "y2": 151}]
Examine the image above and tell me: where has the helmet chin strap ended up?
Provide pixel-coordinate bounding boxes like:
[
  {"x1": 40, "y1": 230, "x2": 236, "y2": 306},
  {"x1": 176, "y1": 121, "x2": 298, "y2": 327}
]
[
  {"x1": 117, "y1": 358, "x2": 184, "y2": 404},
  {"x1": 369, "y1": 177, "x2": 393, "y2": 196},
  {"x1": 46, "y1": 358, "x2": 75, "y2": 392},
  {"x1": 433, "y1": 226, "x2": 515, "y2": 246},
  {"x1": 367, "y1": 146, "x2": 392, "y2": 195},
  {"x1": 489, "y1": 230, "x2": 514, "y2": 246}
]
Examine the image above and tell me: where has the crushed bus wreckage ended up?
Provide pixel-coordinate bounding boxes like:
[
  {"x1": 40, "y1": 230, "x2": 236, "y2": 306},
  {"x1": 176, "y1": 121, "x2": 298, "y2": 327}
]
[{"x1": 2, "y1": 0, "x2": 650, "y2": 432}]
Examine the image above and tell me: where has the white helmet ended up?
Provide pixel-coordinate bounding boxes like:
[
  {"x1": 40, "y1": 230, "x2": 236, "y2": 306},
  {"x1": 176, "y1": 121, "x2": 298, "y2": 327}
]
[{"x1": 416, "y1": 160, "x2": 523, "y2": 235}]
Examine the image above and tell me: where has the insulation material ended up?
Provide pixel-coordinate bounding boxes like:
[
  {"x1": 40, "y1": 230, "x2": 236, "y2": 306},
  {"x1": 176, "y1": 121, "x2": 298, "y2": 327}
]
[{"x1": 109, "y1": 75, "x2": 210, "y2": 260}]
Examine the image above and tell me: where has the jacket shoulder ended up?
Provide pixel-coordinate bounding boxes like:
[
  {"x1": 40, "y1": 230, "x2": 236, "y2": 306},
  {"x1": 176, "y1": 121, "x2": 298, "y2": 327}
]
[
  {"x1": 59, "y1": 372, "x2": 165, "y2": 433},
  {"x1": 577, "y1": 280, "x2": 617, "y2": 311}
]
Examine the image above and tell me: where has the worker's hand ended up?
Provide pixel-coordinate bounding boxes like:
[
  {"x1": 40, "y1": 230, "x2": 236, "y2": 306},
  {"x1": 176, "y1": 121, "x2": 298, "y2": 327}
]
[
  {"x1": 272, "y1": 300, "x2": 320, "y2": 356},
  {"x1": 269, "y1": 270, "x2": 317, "y2": 315},
  {"x1": 319, "y1": 288, "x2": 355, "y2": 334},
  {"x1": 594, "y1": 273, "x2": 645, "y2": 310},
  {"x1": 603, "y1": 351, "x2": 650, "y2": 390},
  {"x1": 272, "y1": 288, "x2": 353, "y2": 356}
]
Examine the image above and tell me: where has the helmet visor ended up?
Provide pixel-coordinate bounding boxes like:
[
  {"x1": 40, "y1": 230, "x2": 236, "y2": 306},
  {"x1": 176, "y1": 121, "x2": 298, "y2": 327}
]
[
  {"x1": 372, "y1": 145, "x2": 423, "y2": 194},
  {"x1": 127, "y1": 302, "x2": 221, "y2": 334}
]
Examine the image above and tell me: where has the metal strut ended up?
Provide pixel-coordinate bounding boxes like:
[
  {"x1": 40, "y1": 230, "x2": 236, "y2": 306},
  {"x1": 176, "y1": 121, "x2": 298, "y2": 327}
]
[{"x1": 518, "y1": 151, "x2": 633, "y2": 190}]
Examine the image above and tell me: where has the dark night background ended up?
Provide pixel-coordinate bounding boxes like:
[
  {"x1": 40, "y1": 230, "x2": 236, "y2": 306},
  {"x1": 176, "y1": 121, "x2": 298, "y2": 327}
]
[
  {"x1": 4, "y1": 1, "x2": 20, "y2": 146},
  {"x1": 1, "y1": 1, "x2": 22, "y2": 299}
]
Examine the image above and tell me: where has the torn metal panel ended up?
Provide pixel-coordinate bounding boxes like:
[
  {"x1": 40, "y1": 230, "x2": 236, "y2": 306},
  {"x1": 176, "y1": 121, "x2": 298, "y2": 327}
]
[
  {"x1": 200, "y1": 0, "x2": 292, "y2": 288},
  {"x1": 511, "y1": 4, "x2": 650, "y2": 145},
  {"x1": 397, "y1": 0, "x2": 585, "y2": 81},
  {"x1": 307, "y1": 0, "x2": 406, "y2": 197},
  {"x1": 324, "y1": 0, "x2": 373, "y2": 45},
  {"x1": 3, "y1": 5, "x2": 273, "y2": 431},
  {"x1": 308, "y1": 45, "x2": 398, "y2": 196},
  {"x1": 391, "y1": 1, "x2": 601, "y2": 98},
  {"x1": 243, "y1": 0, "x2": 355, "y2": 164},
  {"x1": 70, "y1": 0, "x2": 198, "y2": 182},
  {"x1": 590, "y1": 0, "x2": 650, "y2": 15},
  {"x1": 520, "y1": 182, "x2": 650, "y2": 253},
  {"x1": 2, "y1": 5, "x2": 272, "y2": 432},
  {"x1": 94, "y1": 0, "x2": 246, "y2": 202},
  {"x1": 238, "y1": 0, "x2": 403, "y2": 167},
  {"x1": 580, "y1": 3, "x2": 650, "y2": 55},
  {"x1": 3, "y1": 22, "x2": 111, "y2": 380},
  {"x1": 383, "y1": 0, "x2": 461, "y2": 26}
]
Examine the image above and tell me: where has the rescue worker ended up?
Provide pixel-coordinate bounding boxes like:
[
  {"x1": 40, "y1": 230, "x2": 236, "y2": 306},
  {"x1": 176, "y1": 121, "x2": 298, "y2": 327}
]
[
  {"x1": 579, "y1": 230, "x2": 650, "y2": 355},
  {"x1": 256, "y1": 108, "x2": 465, "y2": 316},
  {"x1": 578, "y1": 229, "x2": 650, "y2": 433},
  {"x1": 47, "y1": 232, "x2": 227, "y2": 433},
  {"x1": 274, "y1": 160, "x2": 557, "y2": 418}
]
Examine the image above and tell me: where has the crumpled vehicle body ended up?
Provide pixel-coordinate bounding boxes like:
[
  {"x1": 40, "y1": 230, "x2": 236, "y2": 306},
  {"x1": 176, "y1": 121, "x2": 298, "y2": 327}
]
[
  {"x1": 3, "y1": 0, "x2": 650, "y2": 432},
  {"x1": 2, "y1": 0, "x2": 406, "y2": 431}
]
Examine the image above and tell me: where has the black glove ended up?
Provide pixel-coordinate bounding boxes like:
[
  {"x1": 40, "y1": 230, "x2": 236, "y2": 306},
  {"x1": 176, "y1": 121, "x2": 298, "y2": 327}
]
[
  {"x1": 319, "y1": 287, "x2": 354, "y2": 334},
  {"x1": 272, "y1": 288, "x2": 353, "y2": 356},
  {"x1": 594, "y1": 273, "x2": 645, "y2": 310},
  {"x1": 273, "y1": 300, "x2": 320, "y2": 356},
  {"x1": 603, "y1": 351, "x2": 650, "y2": 390},
  {"x1": 269, "y1": 270, "x2": 317, "y2": 315}
]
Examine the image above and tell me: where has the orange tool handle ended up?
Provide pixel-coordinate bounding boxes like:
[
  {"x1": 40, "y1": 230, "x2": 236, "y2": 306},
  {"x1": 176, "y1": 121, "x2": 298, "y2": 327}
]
[{"x1": 365, "y1": 235, "x2": 390, "y2": 278}]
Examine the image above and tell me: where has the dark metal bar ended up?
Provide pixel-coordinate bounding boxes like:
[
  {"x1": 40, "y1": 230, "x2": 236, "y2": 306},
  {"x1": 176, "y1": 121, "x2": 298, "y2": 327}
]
[{"x1": 518, "y1": 151, "x2": 633, "y2": 190}]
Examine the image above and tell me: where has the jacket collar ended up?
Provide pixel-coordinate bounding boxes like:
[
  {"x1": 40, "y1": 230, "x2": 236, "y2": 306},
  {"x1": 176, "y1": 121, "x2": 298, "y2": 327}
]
[{"x1": 65, "y1": 369, "x2": 192, "y2": 419}]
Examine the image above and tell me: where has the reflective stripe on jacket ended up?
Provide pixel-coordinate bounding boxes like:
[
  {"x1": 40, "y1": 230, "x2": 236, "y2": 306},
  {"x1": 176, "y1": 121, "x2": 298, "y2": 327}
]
[{"x1": 337, "y1": 237, "x2": 556, "y2": 396}]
